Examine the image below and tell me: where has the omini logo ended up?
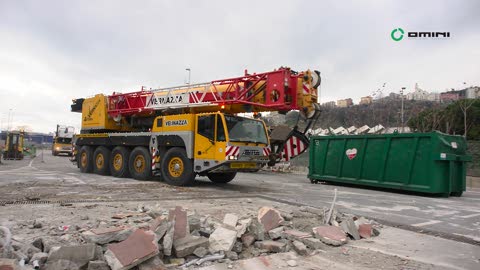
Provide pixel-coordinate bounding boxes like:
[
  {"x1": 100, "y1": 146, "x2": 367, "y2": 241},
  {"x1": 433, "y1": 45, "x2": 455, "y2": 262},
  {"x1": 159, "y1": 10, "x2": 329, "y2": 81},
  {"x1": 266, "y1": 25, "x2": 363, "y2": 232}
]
[
  {"x1": 391, "y1": 27, "x2": 450, "y2": 41},
  {"x1": 391, "y1": 28, "x2": 404, "y2": 41}
]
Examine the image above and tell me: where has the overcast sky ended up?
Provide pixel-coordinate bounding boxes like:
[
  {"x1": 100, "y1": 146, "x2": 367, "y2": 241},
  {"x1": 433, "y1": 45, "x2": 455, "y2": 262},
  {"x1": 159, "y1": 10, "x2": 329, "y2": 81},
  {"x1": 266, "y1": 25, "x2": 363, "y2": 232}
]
[{"x1": 0, "y1": 0, "x2": 479, "y2": 133}]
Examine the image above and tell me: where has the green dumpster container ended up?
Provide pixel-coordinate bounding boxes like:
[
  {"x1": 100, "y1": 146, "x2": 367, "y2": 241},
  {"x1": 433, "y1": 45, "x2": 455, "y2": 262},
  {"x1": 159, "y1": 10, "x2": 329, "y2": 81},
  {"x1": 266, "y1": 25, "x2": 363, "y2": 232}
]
[{"x1": 308, "y1": 131, "x2": 471, "y2": 197}]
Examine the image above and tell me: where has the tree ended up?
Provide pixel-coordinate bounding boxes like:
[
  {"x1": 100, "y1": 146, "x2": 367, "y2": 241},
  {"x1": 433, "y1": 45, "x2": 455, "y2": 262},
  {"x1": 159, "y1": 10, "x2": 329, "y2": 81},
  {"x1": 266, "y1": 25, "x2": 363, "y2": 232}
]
[{"x1": 458, "y1": 99, "x2": 476, "y2": 138}]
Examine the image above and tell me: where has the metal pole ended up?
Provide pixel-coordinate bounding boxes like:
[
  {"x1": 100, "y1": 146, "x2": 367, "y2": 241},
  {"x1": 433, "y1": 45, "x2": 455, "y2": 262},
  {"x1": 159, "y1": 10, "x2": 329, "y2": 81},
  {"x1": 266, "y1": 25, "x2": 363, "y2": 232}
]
[
  {"x1": 186, "y1": 68, "x2": 191, "y2": 85},
  {"x1": 7, "y1": 109, "x2": 12, "y2": 131},
  {"x1": 41, "y1": 135, "x2": 44, "y2": 163}
]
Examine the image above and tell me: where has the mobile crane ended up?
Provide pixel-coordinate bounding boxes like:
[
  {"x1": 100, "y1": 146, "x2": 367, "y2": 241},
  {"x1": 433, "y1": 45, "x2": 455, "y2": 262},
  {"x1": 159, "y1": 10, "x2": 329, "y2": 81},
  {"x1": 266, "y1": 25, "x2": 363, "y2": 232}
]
[
  {"x1": 52, "y1": 125, "x2": 75, "y2": 156},
  {"x1": 71, "y1": 67, "x2": 321, "y2": 186}
]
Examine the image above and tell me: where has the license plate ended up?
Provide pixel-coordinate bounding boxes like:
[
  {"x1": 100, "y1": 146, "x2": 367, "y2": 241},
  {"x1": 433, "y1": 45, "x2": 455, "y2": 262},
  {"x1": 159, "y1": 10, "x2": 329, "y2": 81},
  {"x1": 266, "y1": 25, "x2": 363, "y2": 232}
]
[{"x1": 230, "y1": 163, "x2": 256, "y2": 169}]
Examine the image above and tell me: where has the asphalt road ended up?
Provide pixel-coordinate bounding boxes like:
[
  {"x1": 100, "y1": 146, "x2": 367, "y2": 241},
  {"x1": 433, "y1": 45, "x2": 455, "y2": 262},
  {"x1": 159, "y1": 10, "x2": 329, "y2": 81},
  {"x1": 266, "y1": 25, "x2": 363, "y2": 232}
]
[{"x1": 1, "y1": 150, "x2": 479, "y2": 244}]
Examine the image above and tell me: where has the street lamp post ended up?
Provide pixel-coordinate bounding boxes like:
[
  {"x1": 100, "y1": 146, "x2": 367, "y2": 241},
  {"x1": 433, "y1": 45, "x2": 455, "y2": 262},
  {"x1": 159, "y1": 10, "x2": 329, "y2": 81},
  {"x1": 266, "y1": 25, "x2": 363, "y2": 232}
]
[
  {"x1": 186, "y1": 68, "x2": 191, "y2": 85},
  {"x1": 400, "y1": 87, "x2": 406, "y2": 133},
  {"x1": 7, "y1": 109, "x2": 12, "y2": 131}
]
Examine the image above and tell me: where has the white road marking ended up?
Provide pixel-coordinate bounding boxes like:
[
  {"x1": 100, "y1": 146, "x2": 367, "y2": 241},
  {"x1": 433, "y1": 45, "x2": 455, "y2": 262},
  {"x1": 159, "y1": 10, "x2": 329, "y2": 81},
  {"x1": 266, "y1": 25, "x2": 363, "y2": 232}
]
[
  {"x1": 28, "y1": 158, "x2": 35, "y2": 167},
  {"x1": 458, "y1": 213, "x2": 480, "y2": 219},
  {"x1": 412, "y1": 220, "x2": 442, "y2": 227},
  {"x1": 64, "y1": 176, "x2": 87, "y2": 185}
]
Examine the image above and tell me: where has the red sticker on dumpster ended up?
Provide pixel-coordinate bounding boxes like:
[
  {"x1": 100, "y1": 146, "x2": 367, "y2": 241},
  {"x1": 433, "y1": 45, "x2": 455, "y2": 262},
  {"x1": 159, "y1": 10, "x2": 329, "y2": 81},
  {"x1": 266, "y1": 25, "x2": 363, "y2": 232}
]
[{"x1": 346, "y1": 148, "x2": 357, "y2": 160}]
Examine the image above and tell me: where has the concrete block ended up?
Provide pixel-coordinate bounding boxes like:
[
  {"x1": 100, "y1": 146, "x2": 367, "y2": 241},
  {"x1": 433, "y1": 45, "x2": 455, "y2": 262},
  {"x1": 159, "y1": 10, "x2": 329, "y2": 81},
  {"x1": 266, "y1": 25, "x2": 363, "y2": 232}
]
[
  {"x1": 254, "y1": 240, "x2": 286, "y2": 253},
  {"x1": 105, "y1": 229, "x2": 159, "y2": 270},
  {"x1": 340, "y1": 218, "x2": 360, "y2": 240},
  {"x1": 241, "y1": 234, "x2": 255, "y2": 248},
  {"x1": 247, "y1": 218, "x2": 265, "y2": 241},
  {"x1": 82, "y1": 227, "x2": 133, "y2": 245},
  {"x1": 209, "y1": 227, "x2": 237, "y2": 253},
  {"x1": 299, "y1": 237, "x2": 325, "y2": 250},
  {"x1": 47, "y1": 244, "x2": 97, "y2": 269},
  {"x1": 283, "y1": 230, "x2": 311, "y2": 240},
  {"x1": 193, "y1": 246, "x2": 208, "y2": 258},
  {"x1": 235, "y1": 218, "x2": 252, "y2": 237},
  {"x1": 358, "y1": 224, "x2": 373, "y2": 238},
  {"x1": 258, "y1": 207, "x2": 284, "y2": 231},
  {"x1": 162, "y1": 222, "x2": 175, "y2": 256},
  {"x1": 173, "y1": 235, "x2": 208, "y2": 258},
  {"x1": 312, "y1": 226, "x2": 348, "y2": 246},
  {"x1": 268, "y1": 226, "x2": 284, "y2": 240},
  {"x1": 168, "y1": 206, "x2": 189, "y2": 241},
  {"x1": 292, "y1": 240, "x2": 308, "y2": 256},
  {"x1": 87, "y1": 260, "x2": 110, "y2": 270},
  {"x1": 223, "y1": 213, "x2": 239, "y2": 228},
  {"x1": 138, "y1": 256, "x2": 166, "y2": 270}
]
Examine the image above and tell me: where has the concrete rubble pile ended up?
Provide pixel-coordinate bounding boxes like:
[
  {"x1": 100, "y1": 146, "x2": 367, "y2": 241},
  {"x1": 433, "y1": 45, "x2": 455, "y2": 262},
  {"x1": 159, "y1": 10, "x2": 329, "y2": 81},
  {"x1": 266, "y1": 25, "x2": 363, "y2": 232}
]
[{"x1": 0, "y1": 204, "x2": 380, "y2": 270}]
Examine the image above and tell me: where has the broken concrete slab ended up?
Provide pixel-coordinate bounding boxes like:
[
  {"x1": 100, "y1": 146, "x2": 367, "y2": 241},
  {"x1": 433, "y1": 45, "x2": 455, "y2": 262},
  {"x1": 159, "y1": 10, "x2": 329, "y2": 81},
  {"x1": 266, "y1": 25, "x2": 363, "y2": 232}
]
[
  {"x1": 254, "y1": 240, "x2": 286, "y2": 253},
  {"x1": 283, "y1": 230, "x2": 311, "y2": 241},
  {"x1": 291, "y1": 241, "x2": 308, "y2": 256},
  {"x1": 312, "y1": 226, "x2": 348, "y2": 246},
  {"x1": 162, "y1": 222, "x2": 175, "y2": 256},
  {"x1": 209, "y1": 227, "x2": 237, "y2": 253},
  {"x1": 138, "y1": 256, "x2": 166, "y2": 270},
  {"x1": 168, "y1": 206, "x2": 189, "y2": 241},
  {"x1": 247, "y1": 218, "x2": 265, "y2": 241},
  {"x1": 268, "y1": 226, "x2": 284, "y2": 240},
  {"x1": 153, "y1": 221, "x2": 169, "y2": 241},
  {"x1": 47, "y1": 244, "x2": 97, "y2": 269},
  {"x1": 358, "y1": 224, "x2": 372, "y2": 239},
  {"x1": 149, "y1": 216, "x2": 167, "y2": 232},
  {"x1": 225, "y1": 250, "x2": 238, "y2": 261},
  {"x1": 46, "y1": 259, "x2": 81, "y2": 270},
  {"x1": 0, "y1": 259, "x2": 17, "y2": 270},
  {"x1": 241, "y1": 234, "x2": 255, "y2": 248},
  {"x1": 223, "y1": 213, "x2": 239, "y2": 228},
  {"x1": 105, "y1": 229, "x2": 159, "y2": 270},
  {"x1": 258, "y1": 207, "x2": 284, "y2": 232},
  {"x1": 82, "y1": 227, "x2": 133, "y2": 245},
  {"x1": 340, "y1": 218, "x2": 360, "y2": 240},
  {"x1": 31, "y1": 252, "x2": 48, "y2": 265},
  {"x1": 299, "y1": 238, "x2": 325, "y2": 250},
  {"x1": 173, "y1": 235, "x2": 209, "y2": 258},
  {"x1": 354, "y1": 217, "x2": 369, "y2": 229},
  {"x1": 87, "y1": 260, "x2": 110, "y2": 270},
  {"x1": 188, "y1": 215, "x2": 201, "y2": 233},
  {"x1": 193, "y1": 246, "x2": 208, "y2": 258},
  {"x1": 235, "y1": 218, "x2": 251, "y2": 238}
]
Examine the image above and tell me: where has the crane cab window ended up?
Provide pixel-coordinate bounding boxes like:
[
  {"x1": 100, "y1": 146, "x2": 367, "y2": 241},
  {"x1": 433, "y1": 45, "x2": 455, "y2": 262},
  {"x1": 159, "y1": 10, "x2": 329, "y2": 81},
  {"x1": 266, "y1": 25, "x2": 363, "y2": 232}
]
[
  {"x1": 216, "y1": 116, "x2": 226, "y2": 141},
  {"x1": 198, "y1": 115, "x2": 215, "y2": 141}
]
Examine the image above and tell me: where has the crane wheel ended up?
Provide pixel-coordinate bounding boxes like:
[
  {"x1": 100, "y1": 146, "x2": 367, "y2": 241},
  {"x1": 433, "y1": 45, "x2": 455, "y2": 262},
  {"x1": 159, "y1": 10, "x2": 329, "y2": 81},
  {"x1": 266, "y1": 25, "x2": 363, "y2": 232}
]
[
  {"x1": 110, "y1": 146, "x2": 131, "y2": 178},
  {"x1": 161, "y1": 147, "x2": 195, "y2": 186},
  {"x1": 79, "y1": 146, "x2": 93, "y2": 173},
  {"x1": 93, "y1": 146, "x2": 111, "y2": 175},
  {"x1": 129, "y1": 146, "x2": 152, "y2": 180},
  {"x1": 207, "y1": 172, "x2": 237, "y2": 184}
]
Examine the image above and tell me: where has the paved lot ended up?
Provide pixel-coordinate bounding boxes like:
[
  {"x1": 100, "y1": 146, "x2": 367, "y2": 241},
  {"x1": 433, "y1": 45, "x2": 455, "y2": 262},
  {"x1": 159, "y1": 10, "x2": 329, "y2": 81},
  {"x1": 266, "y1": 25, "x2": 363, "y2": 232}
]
[{"x1": 1, "y1": 150, "x2": 479, "y2": 244}]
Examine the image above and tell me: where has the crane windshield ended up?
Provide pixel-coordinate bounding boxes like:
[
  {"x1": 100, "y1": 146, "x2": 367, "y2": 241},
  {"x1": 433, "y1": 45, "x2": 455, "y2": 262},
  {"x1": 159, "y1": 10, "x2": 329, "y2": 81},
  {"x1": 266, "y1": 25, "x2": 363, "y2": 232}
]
[
  {"x1": 56, "y1": 137, "x2": 72, "y2": 144},
  {"x1": 224, "y1": 115, "x2": 268, "y2": 144}
]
